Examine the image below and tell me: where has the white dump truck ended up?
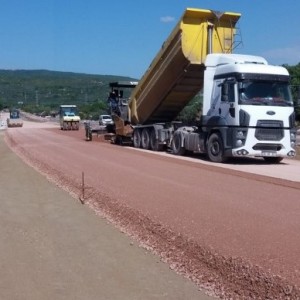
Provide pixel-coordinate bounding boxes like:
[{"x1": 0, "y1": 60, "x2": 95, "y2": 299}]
[{"x1": 110, "y1": 8, "x2": 297, "y2": 163}]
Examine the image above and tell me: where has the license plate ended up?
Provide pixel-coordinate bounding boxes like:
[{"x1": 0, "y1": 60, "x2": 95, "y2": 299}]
[{"x1": 261, "y1": 151, "x2": 276, "y2": 157}]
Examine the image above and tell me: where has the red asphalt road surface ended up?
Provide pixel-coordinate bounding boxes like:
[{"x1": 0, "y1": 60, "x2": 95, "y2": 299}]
[{"x1": 4, "y1": 121, "x2": 300, "y2": 299}]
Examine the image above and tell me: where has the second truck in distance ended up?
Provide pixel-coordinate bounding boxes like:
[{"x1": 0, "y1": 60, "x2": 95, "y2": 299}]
[{"x1": 110, "y1": 8, "x2": 297, "y2": 163}]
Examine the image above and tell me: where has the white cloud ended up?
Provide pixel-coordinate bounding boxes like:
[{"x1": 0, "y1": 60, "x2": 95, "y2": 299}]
[
  {"x1": 262, "y1": 45, "x2": 300, "y2": 66},
  {"x1": 160, "y1": 16, "x2": 175, "y2": 23}
]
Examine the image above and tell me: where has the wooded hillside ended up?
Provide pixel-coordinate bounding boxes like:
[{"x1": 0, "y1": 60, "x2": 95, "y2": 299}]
[
  {"x1": 0, "y1": 69, "x2": 136, "y2": 118},
  {"x1": 0, "y1": 64, "x2": 299, "y2": 121}
]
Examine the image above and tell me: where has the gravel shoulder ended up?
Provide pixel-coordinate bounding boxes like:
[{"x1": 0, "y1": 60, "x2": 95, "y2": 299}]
[{"x1": 0, "y1": 131, "x2": 212, "y2": 300}]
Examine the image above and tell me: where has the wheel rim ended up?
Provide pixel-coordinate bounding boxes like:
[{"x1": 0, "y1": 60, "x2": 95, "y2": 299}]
[
  {"x1": 207, "y1": 133, "x2": 226, "y2": 163},
  {"x1": 211, "y1": 140, "x2": 220, "y2": 156}
]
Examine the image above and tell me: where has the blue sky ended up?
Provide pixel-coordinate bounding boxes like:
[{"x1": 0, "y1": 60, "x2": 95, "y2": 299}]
[{"x1": 0, "y1": 0, "x2": 299, "y2": 78}]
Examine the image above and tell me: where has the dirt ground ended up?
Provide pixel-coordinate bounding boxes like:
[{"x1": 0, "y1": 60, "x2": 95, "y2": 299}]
[
  {"x1": 0, "y1": 130, "x2": 212, "y2": 300},
  {"x1": 2, "y1": 116, "x2": 300, "y2": 299}
]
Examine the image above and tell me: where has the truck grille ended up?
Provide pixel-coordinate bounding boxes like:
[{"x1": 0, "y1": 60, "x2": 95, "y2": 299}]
[
  {"x1": 253, "y1": 144, "x2": 282, "y2": 151},
  {"x1": 255, "y1": 120, "x2": 284, "y2": 141}
]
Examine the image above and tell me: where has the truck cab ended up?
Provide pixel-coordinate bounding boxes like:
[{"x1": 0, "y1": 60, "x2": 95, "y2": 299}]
[{"x1": 194, "y1": 54, "x2": 296, "y2": 162}]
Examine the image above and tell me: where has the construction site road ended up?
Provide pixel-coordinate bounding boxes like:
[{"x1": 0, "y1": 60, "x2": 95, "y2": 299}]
[
  {"x1": 0, "y1": 130, "x2": 210, "y2": 300},
  {"x1": 2, "y1": 118, "x2": 300, "y2": 299}
]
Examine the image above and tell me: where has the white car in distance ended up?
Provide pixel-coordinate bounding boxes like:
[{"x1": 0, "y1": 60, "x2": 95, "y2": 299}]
[{"x1": 99, "y1": 114, "x2": 114, "y2": 126}]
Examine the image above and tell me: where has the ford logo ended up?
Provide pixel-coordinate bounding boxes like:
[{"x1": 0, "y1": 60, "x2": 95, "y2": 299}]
[{"x1": 266, "y1": 111, "x2": 275, "y2": 115}]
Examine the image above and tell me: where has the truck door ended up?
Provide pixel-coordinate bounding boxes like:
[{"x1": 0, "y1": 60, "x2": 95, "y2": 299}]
[
  {"x1": 207, "y1": 79, "x2": 236, "y2": 126},
  {"x1": 220, "y1": 79, "x2": 236, "y2": 126}
]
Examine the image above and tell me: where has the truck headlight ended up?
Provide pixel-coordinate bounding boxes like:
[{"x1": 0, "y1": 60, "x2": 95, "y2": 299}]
[
  {"x1": 235, "y1": 129, "x2": 247, "y2": 147},
  {"x1": 290, "y1": 130, "x2": 297, "y2": 148},
  {"x1": 236, "y1": 139, "x2": 243, "y2": 147},
  {"x1": 290, "y1": 132, "x2": 296, "y2": 141}
]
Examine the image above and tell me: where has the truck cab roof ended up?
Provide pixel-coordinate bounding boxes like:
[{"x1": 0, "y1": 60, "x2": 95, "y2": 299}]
[{"x1": 206, "y1": 54, "x2": 289, "y2": 78}]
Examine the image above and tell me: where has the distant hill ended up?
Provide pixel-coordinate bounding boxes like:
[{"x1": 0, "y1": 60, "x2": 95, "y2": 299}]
[{"x1": 0, "y1": 69, "x2": 137, "y2": 109}]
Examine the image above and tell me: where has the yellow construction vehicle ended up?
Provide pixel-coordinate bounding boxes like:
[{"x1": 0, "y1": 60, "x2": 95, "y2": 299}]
[
  {"x1": 59, "y1": 105, "x2": 80, "y2": 130},
  {"x1": 7, "y1": 108, "x2": 23, "y2": 127}
]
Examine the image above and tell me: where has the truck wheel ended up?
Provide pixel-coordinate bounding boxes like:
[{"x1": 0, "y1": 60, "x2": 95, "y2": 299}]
[
  {"x1": 63, "y1": 122, "x2": 68, "y2": 130},
  {"x1": 141, "y1": 129, "x2": 150, "y2": 149},
  {"x1": 207, "y1": 133, "x2": 227, "y2": 163},
  {"x1": 263, "y1": 157, "x2": 283, "y2": 164},
  {"x1": 149, "y1": 129, "x2": 161, "y2": 151},
  {"x1": 171, "y1": 133, "x2": 185, "y2": 156},
  {"x1": 133, "y1": 129, "x2": 142, "y2": 148}
]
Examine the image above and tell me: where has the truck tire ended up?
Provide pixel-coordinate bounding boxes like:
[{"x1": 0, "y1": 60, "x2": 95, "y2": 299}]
[
  {"x1": 149, "y1": 130, "x2": 156, "y2": 150},
  {"x1": 149, "y1": 129, "x2": 164, "y2": 151},
  {"x1": 171, "y1": 133, "x2": 185, "y2": 156},
  {"x1": 133, "y1": 129, "x2": 142, "y2": 148},
  {"x1": 207, "y1": 133, "x2": 227, "y2": 163},
  {"x1": 141, "y1": 128, "x2": 150, "y2": 149}
]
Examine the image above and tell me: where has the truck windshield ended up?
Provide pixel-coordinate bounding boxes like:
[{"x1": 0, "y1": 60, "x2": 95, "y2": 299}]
[{"x1": 238, "y1": 81, "x2": 293, "y2": 106}]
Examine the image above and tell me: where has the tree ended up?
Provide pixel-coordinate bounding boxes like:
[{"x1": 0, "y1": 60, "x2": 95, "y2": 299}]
[
  {"x1": 285, "y1": 63, "x2": 300, "y2": 122},
  {"x1": 177, "y1": 94, "x2": 203, "y2": 125}
]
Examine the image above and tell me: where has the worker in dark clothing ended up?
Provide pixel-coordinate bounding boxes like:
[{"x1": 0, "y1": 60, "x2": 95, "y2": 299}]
[{"x1": 108, "y1": 92, "x2": 120, "y2": 116}]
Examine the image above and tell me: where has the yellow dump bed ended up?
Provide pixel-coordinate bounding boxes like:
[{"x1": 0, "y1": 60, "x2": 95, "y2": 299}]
[{"x1": 129, "y1": 8, "x2": 241, "y2": 125}]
